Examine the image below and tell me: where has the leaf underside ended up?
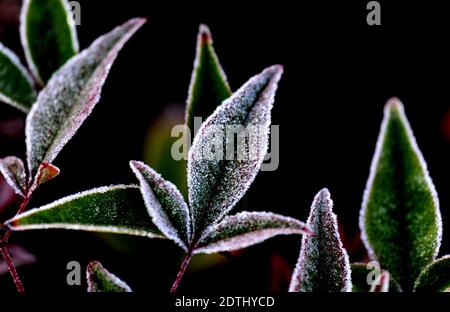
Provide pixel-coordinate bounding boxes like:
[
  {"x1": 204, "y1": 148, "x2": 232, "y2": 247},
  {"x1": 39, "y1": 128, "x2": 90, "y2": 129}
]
[
  {"x1": 414, "y1": 256, "x2": 450, "y2": 292},
  {"x1": 5, "y1": 185, "x2": 163, "y2": 238},
  {"x1": 87, "y1": 261, "x2": 132, "y2": 292},
  {"x1": 0, "y1": 43, "x2": 36, "y2": 112},
  {"x1": 360, "y1": 98, "x2": 441, "y2": 289},
  {"x1": 350, "y1": 263, "x2": 402, "y2": 292},
  {"x1": 195, "y1": 211, "x2": 311, "y2": 254},
  {"x1": 0, "y1": 156, "x2": 27, "y2": 197},
  {"x1": 25, "y1": 18, "x2": 146, "y2": 180},
  {"x1": 289, "y1": 189, "x2": 351, "y2": 292},
  {"x1": 188, "y1": 65, "x2": 283, "y2": 238},
  {"x1": 21, "y1": 0, "x2": 79, "y2": 84}
]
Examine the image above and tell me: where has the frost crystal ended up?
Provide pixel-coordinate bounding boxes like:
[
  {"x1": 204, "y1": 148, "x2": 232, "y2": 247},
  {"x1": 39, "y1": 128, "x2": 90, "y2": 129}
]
[
  {"x1": 87, "y1": 261, "x2": 132, "y2": 292},
  {"x1": 188, "y1": 65, "x2": 283, "y2": 237},
  {"x1": 289, "y1": 189, "x2": 351, "y2": 292},
  {"x1": 25, "y1": 18, "x2": 146, "y2": 180},
  {"x1": 0, "y1": 156, "x2": 27, "y2": 197},
  {"x1": 130, "y1": 160, "x2": 191, "y2": 251}
]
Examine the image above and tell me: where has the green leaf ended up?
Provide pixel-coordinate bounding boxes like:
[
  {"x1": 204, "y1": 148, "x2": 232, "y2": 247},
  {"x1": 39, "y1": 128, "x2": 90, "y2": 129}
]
[
  {"x1": 87, "y1": 261, "x2": 132, "y2": 292},
  {"x1": 350, "y1": 263, "x2": 402, "y2": 292},
  {"x1": 20, "y1": 0, "x2": 79, "y2": 84},
  {"x1": 0, "y1": 42, "x2": 36, "y2": 112},
  {"x1": 130, "y1": 160, "x2": 191, "y2": 251},
  {"x1": 0, "y1": 156, "x2": 27, "y2": 197},
  {"x1": 5, "y1": 185, "x2": 163, "y2": 238},
  {"x1": 194, "y1": 211, "x2": 311, "y2": 254},
  {"x1": 185, "y1": 24, "x2": 232, "y2": 142},
  {"x1": 289, "y1": 189, "x2": 351, "y2": 292},
  {"x1": 188, "y1": 65, "x2": 283, "y2": 238},
  {"x1": 360, "y1": 98, "x2": 441, "y2": 289},
  {"x1": 414, "y1": 256, "x2": 450, "y2": 292},
  {"x1": 25, "y1": 18, "x2": 146, "y2": 180}
]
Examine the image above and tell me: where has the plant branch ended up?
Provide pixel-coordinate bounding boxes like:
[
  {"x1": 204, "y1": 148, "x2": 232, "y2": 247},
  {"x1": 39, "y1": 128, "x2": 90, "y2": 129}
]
[
  {"x1": 170, "y1": 250, "x2": 193, "y2": 293},
  {"x1": 0, "y1": 245, "x2": 25, "y2": 293}
]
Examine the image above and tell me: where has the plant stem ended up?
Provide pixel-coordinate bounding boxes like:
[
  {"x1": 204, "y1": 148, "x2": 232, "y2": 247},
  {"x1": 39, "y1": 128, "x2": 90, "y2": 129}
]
[
  {"x1": 170, "y1": 250, "x2": 193, "y2": 293},
  {"x1": 0, "y1": 245, "x2": 25, "y2": 293}
]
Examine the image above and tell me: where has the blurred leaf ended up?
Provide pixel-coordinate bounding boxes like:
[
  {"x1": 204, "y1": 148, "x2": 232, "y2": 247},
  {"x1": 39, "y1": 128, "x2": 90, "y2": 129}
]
[
  {"x1": 289, "y1": 189, "x2": 351, "y2": 292},
  {"x1": 360, "y1": 98, "x2": 441, "y2": 289},
  {"x1": 25, "y1": 18, "x2": 146, "y2": 180},
  {"x1": 87, "y1": 261, "x2": 132, "y2": 292},
  {"x1": 185, "y1": 24, "x2": 232, "y2": 141},
  {"x1": 194, "y1": 211, "x2": 311, "y2": 254},
  {"x1": 20, "y1": 0, "x2": 79, "y2": 84},
  {"x1": 350, "y1": 263, "x2": 402, "y2": 292},
  {"x1": 0, "y1": 42, "x2": 36, "y2": 112},
  {"x1": 5, "y1": 185, "x2": 164, "y2": 238},
  {"x1": 0, "y1": 244, "x2": 36, "y2": 276},
  {"x1": 0, "y1": 156, "x2": 27, "y2": 197},
  {"x1": 130, "y1": 160, "x2": 191, "y2": 251},
  {"x1": 188, "y1": 65, "x2": 283, "y2": 238},
  {"x1": 370, "y1": 271, "x2": 390, "y2": 292},
  {"x1": 414, "y1": 256, "x2": 450, "y2": 292}
]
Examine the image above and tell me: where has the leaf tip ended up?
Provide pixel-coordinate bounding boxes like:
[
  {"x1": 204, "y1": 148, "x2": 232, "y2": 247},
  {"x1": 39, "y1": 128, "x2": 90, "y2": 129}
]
[
  {"x1": 198, "y1": 24, "x2": 212, "y2": 43},
  {"x1": 384, "y1": 97, "x2": 404, "y2": 115}
]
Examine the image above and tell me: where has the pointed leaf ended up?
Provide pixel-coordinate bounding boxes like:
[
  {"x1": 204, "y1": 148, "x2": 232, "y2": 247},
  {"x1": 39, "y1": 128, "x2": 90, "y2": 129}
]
[
  {"x1": 20, "y1": 0, "x2": 79, "y2": 84},
  {"x1": 194, "y1": 211, "x2": 311, "y2": 254},
  {"x1": 188, "y1": 65, "x2": 283, "y2": 237},
  {"x1": 87, "y1": 261, "x2": 132, "y2": 292},
  {"x1": 25, "y1": 18, "x2": 146, "y2": 179},
  {"x1": 370, "y1": 271, "x2": 390, "y2": 292},
  {"x1": 185, "y1": 24, "x2": 232, "y2": 141},
  {"x1": 350, "y1": 263, "x2": 402, "y2": 292},
  {"x1": 414, "y1": 256, "x2": 450, "y2": 292},
  {"x1": 130, "y1": 160, "x2": 191, "y2": 250},
  {"x1": 360, "y1": 98, "x2": 441, "y2": 289},
  {"x1": 0, "y1": 42, "x2": 36, "y2": 112},
  {"x1": 0, "y1": 156, "x2": 27, "y2": 197},
  {"x1": 289, "y1": 189, "x2": 351, "y2": 292},
  {"x1": 5, "y1": 185, "x2": 163, "y2": 238},
  {"x1": 35, "y1": 162, "x2": 60, "y2": 187}
]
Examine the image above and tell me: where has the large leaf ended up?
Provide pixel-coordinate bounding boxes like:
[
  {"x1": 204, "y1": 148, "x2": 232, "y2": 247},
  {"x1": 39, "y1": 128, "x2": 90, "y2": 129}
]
[
  {"x1": 194, "y1": 211, "x2": 311, "y2": 254},
  {"x1": 25, "y1": 18, "x2": 146, "y2": 179},
  {"x1": 350, "y1": 263, "x2": 402, "y2": 292},
  {"x1": 5, "y1": 185, "x2": 163, "y2": 238},
  {"x1": 0, "y1": 43, "x2": 36, "y2": 112},
  {"x1": 289, "y1": 189, "x2": 351, "y2": 292},
  {"x1": 188, "y1": 65, "x2": 283, "y2": 238},
  {"x1": 87, "y1": 261, "x2": 132, "y2": 292},
  {"x1": 20, "y1": 0, "x2": 79, "y2": 84},
  {"x1": 185, "y1": 24, "x2": 232, "y2": 141},
  {"x1": 130, "y1": 160, "x2": 191, "y2": 250},
  {"x1": 414, "y1": 256, "x2": 450, "y2": 292},
  {"x1": 0, "y1": 156, "x2": 27, "y2": 197},
  {"x1": 360, "y1": 98, "x2": 441, "y2": 289}
]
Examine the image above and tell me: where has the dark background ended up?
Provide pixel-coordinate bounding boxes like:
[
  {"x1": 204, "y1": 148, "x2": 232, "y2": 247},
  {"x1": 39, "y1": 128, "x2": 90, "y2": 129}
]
[{"x1": 1, "y1": 0, "x2": 450, "y2": 293}]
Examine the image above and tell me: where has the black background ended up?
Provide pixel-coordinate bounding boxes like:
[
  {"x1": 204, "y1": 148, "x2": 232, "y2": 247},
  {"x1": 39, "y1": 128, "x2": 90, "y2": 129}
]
[{"x1": 1, "y1": 0, "x2": 450, "y2": 294}]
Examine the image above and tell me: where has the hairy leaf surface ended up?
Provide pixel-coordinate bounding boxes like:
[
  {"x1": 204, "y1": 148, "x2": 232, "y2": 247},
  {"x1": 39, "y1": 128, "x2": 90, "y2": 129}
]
[
  {"x1": 87, "y1": 261, "x2": 132, "y2": 292},
  {"x1": 414, "y1": 256, "x2": 450, "y2": 292}
]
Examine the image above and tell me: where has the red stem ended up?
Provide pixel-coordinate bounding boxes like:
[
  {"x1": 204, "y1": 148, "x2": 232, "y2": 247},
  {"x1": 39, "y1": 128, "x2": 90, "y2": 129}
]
[
  {"x1": 0, "y1": 245, "x2": 25, "y2": 293},
  {"x1": 170, "y1": 250, "x2": 193, "y2": 293}
]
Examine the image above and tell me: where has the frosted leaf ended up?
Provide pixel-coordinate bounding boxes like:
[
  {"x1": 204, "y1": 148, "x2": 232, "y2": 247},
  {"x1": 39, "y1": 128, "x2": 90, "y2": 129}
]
[
  {"x1": 5, "y1": 185, "x2": 164, "y2": 239},
  {"x1": 130, "y1": 160, "x2": 191, "y2": 251},
  {"x1": 20, "y1": 0, "x2": 79, "y2": 84},
  {"x1": 194, "y1": 211, "x2": 312, "y2": 254},
  {"x1": 359, "y1": 98, "x2": 441, "y2": 289},
  {"x1": 35, "y1": 162, "x2": 60, "y2": 188},
  {"x1": 0, "y1": 156, "x2": 27, "y2": 197},
  {"x1": 289, "y1": 189, "x2": 351, "y2": 292},
  {"x1": 87, "y1": 261, "x2": 132, "y2": 292},
  {"x1": 25, "y1": 18, "x2": 146, "y2": 180},
  {"x1": 350, "y1": 263, "x2": 402, "y2": 292},
  {"x1": 369, "y1": 270, "x2": 390, "y2": 292},
  {"x1": 185, "y1": 24, "x2": 232, "y2": 141},
  {"x1": 0, "y1": 42, "x2": 36, "y2": 112},
  {"x1": 188, "y1": 65, "x2": 283, "y2": 238},
  {"x1": 414, "y1": 256, "x2": 450, "y2": 292}
]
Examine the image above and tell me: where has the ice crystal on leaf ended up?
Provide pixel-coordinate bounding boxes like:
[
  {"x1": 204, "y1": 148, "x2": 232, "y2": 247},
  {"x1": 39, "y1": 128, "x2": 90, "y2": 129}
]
[
  {"x1": 289, "y1": 189, "x2": 351, "y2": 292},
  {"x1": 0, "y1": 157, "x2": 27, "y2": 197},
  {"x1": 87, "y1": 261, "x2": 132, "y2": 292}
]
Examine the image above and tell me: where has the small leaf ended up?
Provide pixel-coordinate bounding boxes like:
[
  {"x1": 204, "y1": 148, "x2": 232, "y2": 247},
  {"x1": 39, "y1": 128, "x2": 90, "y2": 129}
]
[
  {"x1": 289, "y1": 189, "x2": 351, "y2": 292},
  {"x1": 130, "y1": 160, "x2": 191, "y2": 251},
  {"x1": 35, "y1": 162, "x2": 60, "y2": 188},
  {"x1": 20, "y1": 0, "x2": 79, "y2": 84},
  {"x1": 0, "y1": 156, "x2": 27, "y2": 197},
  {"x1": 25, "y1": 18, "x2": 146, "y2": 180},
  {"x1": 360, "y1": 98, "x2": 441, "y2": 289},
  {"x1": 185, "y1": 24, "x2": 232, "y2": 141},
  {"x1": 87, "y1": 261, "x2": 132, "y2": 292},
  {"x1": 414, "y1": 256, "x2": 450, "y2": 292},
  {"x1": 370, "y1": 271, "x2": 390, "y2": 292},
  {"x1": 350, "y1": 263, "x2": 402, "y2": 292},
  {"x1": 188, "y1": 65, "x2": 283, "y2": 238},
  {"x1": 5, "y1": 185, "x2": 163, "y2": 238},
  {"x1": 0, "y1": 42, "x2": 37, "y2": 112},
  {"x1": 194, "y1": 211, "x2": 311, "y2": 254}
]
